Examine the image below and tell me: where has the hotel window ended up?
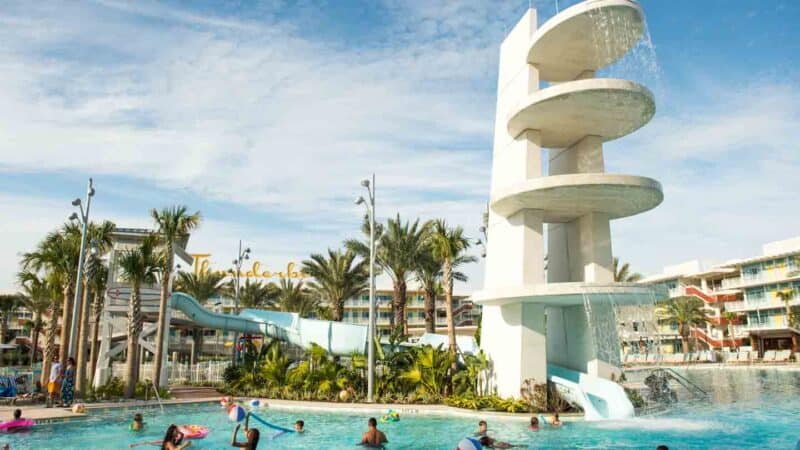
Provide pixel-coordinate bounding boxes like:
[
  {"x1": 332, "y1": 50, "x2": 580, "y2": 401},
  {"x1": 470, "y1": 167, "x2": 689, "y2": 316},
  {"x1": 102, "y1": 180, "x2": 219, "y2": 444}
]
[
  {"x1": 418, "y1": 312, "x2": 425, "y2": 319},
  {"x1": 362, "y1": 311, "x2": 369, "y2": 319},
  {"x1": 742, "y1": 265, "x2": 761, "y2": 279}
]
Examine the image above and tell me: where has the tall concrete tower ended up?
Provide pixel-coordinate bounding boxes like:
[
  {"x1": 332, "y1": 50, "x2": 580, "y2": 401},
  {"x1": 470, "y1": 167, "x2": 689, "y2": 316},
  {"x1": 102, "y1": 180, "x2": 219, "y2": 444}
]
[{"x1": 473, "y1": 0, "x2": 663, "y2": 398}]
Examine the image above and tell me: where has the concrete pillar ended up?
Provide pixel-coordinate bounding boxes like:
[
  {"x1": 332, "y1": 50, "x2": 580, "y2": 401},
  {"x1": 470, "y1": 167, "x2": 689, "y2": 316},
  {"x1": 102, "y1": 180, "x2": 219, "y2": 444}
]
[
  {"x1": 483, "y1": 302, "x2": 547, "y2": 398},
  {"x1": 549, "y1": 135, "x2": 604, "y2": 175}
]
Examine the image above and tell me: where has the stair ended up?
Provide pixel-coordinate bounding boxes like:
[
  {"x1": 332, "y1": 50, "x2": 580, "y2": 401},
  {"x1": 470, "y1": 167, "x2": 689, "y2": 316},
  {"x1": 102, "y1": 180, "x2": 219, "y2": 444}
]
[{"x1": 169, "y1": 385, "x2": 220, "y2": 400}]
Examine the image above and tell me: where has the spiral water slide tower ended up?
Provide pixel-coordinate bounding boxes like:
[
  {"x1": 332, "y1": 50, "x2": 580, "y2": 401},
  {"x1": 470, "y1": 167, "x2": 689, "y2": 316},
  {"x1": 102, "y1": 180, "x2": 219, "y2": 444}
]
[{"x1": 472, "y1": 0, "x2": 663, "y2": 419}]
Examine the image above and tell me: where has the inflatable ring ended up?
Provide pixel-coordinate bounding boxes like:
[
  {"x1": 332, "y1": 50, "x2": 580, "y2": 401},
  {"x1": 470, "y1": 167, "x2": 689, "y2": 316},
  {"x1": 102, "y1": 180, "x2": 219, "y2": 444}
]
[
  {"x1": 177, "y1": 425, "x2": 209, "y2": 440},
  {"x1": 380, "y1": 410, "x2": 400, "y2": 422},
  {"x1": 0, "y1": 419, "x2": 35, "y2": 432}
]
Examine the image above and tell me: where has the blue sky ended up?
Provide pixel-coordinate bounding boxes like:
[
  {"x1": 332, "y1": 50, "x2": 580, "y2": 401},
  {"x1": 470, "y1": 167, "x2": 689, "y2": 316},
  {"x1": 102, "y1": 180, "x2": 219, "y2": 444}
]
[{"x1": 1, "y1": 0, "x2": 799, "y2": 292}]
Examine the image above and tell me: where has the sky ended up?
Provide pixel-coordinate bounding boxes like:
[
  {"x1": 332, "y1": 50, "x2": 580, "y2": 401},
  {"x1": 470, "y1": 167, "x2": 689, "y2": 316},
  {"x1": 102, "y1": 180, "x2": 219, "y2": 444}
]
[{"x1": 1, "y1": 0, "x2": 799, "y2": 293}]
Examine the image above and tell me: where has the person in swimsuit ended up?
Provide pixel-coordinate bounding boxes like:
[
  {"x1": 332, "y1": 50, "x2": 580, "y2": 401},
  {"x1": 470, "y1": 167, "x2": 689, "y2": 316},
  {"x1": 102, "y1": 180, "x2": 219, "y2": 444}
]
[
  {"x1": 131, "y1": 413, "x2": 144, "y2": 431},
  {"x1": 231, "y1": 414, "x2": 260, "y2": 450},
  {"x1": 475, "y1": 420, "x2": 488, "y2": 436},
  {"x1": 529, "y1": 416, "x2": 539, "y2": 431},
  {"x1": 360, "y1": 417, "x2": 387, "y2": 447},
  {"x1": 294, "y1": 420, "x2": 304, "y2": 433},
  {"x1": 161, "y1": 424, "x2": 191, "y2": 450},
  {"x1": 550, "y1": 413, "x2": 563, "y2": 427},
  {"x1": 47, "y1": 356, "x2": 61, "y2": 408},
  {"x1": 479, "y1": 435, "x2": 520, "y2": 449}
]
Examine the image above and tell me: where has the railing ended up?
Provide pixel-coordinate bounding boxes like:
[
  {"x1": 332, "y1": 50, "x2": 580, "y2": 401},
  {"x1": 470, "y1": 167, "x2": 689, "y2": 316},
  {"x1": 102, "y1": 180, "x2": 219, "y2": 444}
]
[{"x1": 112, "y1": 361, "x2": 230, "y2": 384}]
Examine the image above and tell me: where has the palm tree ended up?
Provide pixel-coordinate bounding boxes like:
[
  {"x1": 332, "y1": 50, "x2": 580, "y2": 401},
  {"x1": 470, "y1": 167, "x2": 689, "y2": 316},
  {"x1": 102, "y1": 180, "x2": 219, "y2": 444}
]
[
  {"x1": 722, "y1": 311, "x2": 739, "y2": 351},
  {"x1": 22, "y1": 225, "x2": 81, "y2": 366},
  {"x1": 74, "y1": 220, "x2": 115, "y2": 396},
  {"x1": 302, "y1": 249, "x2": 368, "y2": 322},
  {"x1": 659, "y1": 296, "x2": 709, "y2": 354},
  {"x1": 237, "y1": 279, "x2": 278, "y2": 310},
  {"x1": 275, "y1": 279, "x2": 320, "y2": 318},
  {"x1": 614, "y1": 257, "x2": 643, "y2": 282},
  {"x1": 18, "y1": 271, "x2": 53, "y2": 367},
  {"x1": 776, "y1": 289, "x2": 798, "y2": 352},
  {"x1": 428, "y1": 220, "x2": 477, "y2": 360},
  {"x1": 175, "y1": 271, "x2": 226, "y2": 363},
  {"x1": 117, "y1": 235, "x2": 160, "y2": 398},
  {"x1": 88, "y1": 262, "x2": 108, "y2": 386},
  {"x1": 151, "y1": 205, "x2": 201, "y2": 388},
  {"x1": 346, "y1": 215, "x2": 428, "y2": 334},
  {"x1": 415, "y1": 250, "x2": 442, "y2": 334}
]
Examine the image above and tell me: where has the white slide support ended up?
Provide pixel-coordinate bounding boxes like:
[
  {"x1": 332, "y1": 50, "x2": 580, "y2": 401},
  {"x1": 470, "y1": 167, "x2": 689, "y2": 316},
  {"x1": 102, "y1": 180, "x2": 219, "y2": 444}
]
[
  {"x1": 170, "y1": 292, "x2": 369, "y2": 356},
  {"x1": 547, "y1": 364, "x2": 634, "y2": 421}
]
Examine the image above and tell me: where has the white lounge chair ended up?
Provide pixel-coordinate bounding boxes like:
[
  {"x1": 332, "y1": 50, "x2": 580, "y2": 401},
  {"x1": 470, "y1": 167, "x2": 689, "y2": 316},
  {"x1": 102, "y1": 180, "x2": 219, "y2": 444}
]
[
  {"x1": 775, "y1": 350, "x2": 792, "y2": 362},
  {"x1": 736, "y1": 351, "x2": 750, "y2": 363},
  {"x1": 762, "y1": 350, "x2": 777, "y2": 362}
]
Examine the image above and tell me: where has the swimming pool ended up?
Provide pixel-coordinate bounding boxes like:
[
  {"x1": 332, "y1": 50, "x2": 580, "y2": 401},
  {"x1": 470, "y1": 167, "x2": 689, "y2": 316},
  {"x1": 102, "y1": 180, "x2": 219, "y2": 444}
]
[{"x1": 3, "y1": 367, "x2": 799, "y2": 449}]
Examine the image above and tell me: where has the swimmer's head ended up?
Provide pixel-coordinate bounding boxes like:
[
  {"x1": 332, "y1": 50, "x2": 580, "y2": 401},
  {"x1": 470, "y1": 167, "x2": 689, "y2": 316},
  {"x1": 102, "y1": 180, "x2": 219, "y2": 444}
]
[
  {"x1": 134, "y1": 413, "x2": 143, "y2": 423},
  {"x1": 295, "y1": 420, "x2": 304, "y2": 432},
  {"x1": 531, "y1": 416, "x2": 539, "y2": 426},
  {"x1": 13, "y1": 409, "x2": 21, "y2": 419},
  {"x1": 478, "y1": 420, "x2": 487, "y2": 432}
]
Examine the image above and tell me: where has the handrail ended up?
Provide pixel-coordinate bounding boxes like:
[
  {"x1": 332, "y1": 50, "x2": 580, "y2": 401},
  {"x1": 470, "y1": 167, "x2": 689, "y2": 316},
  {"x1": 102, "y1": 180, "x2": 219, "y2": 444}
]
[
  {"x1": 660, "y1": 368, "x2": 707, "y2": 397},
  {"x1": 150, "y1": 379, "x2": 164, "y2": 413}
]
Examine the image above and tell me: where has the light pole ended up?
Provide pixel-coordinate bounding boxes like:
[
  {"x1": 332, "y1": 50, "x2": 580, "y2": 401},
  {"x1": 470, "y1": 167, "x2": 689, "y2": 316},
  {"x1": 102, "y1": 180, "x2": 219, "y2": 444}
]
[
  {"x1": 67, "y1": 178, "x2": 95, "y2": 359},
  {"x1": 355, "y1": 173, "x2": 376, "y2": 403},
  {"x1": 228, "y1": 241, "x2": 250, "y2": 364}
]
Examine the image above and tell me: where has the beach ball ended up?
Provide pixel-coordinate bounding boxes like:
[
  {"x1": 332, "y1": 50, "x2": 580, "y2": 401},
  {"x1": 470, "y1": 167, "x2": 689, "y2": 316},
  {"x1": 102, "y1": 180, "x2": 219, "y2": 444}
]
[
  {"x1": 456, "y1": 437, "x2": 482, "y2": 450},
  {"x1": 249, "y1": 399, "x2": 260, "y2": 409},
  {"x1": 72, "y1": 403, "x2": 86, "y2": 414},
  {"x1": 228, "y1": 404, "x2": 246, "y2": 422}
]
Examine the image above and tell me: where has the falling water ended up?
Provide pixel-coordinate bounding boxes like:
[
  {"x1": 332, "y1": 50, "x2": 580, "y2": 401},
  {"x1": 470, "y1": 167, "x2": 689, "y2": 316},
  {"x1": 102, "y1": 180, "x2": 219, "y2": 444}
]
[{"x1": 582, "y1": 291, "x2": 623, "y2": 367}]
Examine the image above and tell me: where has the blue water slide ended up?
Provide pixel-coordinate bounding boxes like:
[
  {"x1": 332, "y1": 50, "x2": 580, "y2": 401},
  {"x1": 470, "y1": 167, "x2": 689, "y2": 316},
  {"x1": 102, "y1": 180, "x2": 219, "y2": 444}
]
[
  {"x1": 547, "y1": 364, "x2": 634, "y2": 421},
  {"x1": 169, "y1": 292, "x2": 368, "y2": 356}
]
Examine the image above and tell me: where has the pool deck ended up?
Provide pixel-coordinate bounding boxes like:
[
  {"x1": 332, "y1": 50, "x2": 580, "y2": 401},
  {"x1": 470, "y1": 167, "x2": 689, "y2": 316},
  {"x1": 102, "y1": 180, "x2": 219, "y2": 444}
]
[{"x1": 0, "y1": 397, "x2": 581, "y2": 424}]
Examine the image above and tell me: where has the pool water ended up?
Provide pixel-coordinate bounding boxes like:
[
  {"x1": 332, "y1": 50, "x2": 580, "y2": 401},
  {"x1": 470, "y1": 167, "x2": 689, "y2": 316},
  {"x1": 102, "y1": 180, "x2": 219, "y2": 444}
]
[{"x1": 3, "y1": 367, "x2": 800, "y2": 449}]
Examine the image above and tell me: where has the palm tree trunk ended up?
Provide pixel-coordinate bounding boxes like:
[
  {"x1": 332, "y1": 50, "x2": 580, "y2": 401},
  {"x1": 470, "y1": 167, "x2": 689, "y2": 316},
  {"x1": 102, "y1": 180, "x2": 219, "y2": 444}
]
[
  {"x1": 680, "y1": 324, "x2": 689, "y2": 354},
  {"x1": 423, "y1": 287, "x2": 436, "y2": 334},
  {"x1": 191, "y1": 328, "x2": 204, "y2": 365},
  {"x1": 332, "y1": 298, "x2": 343, "y2": 322},
  {"x1": 41, "y1": 304, "x2": 59, "y2": 387},
  {"x1": 393, "y1": 279, "x2": 407, "y2": 335},
  {"x1": 444, "y1": 260, "x2": 457, "y2": 372},
  {"x1": 30, "y1": 317, "x2": 41, "y2": 368},
  {"x1": 75, "y1": 281, "x2": 91, "y2": 397},
  {"x1": 154, "y1": 247, "x2": 173, "y2": 388},
  {"x1": 59, "y1": 285, "x2": 73, "y2": 366},
  {"x1": 89, "y1": 292, "x2": 103, "y2": 386},
  {"x1": 125, "y1": 287, "x2": 142, "y2": 398},
  {"x1": 0, "y1": 319, "x2": 7, "y2": 346}
]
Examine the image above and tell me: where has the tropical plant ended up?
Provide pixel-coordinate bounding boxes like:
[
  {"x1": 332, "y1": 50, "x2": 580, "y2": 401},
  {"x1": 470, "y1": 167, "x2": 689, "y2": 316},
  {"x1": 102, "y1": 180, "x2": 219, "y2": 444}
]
[
  {"x1": 427, "y1": 220, "x2": 476, "y2": 361},
  {"x1": 117, "y1": 235, "x2": 160, "y2": 398},
  {"x1": 18, "y1": 271, "x2": 53, "y2": 366},
  {"x1": 614, "y1": 257, "x2": 643, "y2": 282},
  {"x1": 302, "y1": 249, "x2": 368, "y2": 322},
  {"x1": 237, "y1": 279, "x2": 278, "y2": 309},
  {"x1": 274, "y1": 279, "x2": 320, "y2": 317},
  {"x1": 659, "y1": 296, "x2": 709, "y2": 354},
  {"x1": 151, "y1": 205, "x2": 201, "y2": 388},
  {"x1": 346, "y1": 215, "x2": 428, "y2": 334},
  {"x1": 400, "y1": 344, "x2": 454, "y2": 401},
  {"x1": 775, "y1": 289, "x2": 799, "y2": 352},
  {"x1": 22, "y1": 224, "x2": 81, "y2": 367}
]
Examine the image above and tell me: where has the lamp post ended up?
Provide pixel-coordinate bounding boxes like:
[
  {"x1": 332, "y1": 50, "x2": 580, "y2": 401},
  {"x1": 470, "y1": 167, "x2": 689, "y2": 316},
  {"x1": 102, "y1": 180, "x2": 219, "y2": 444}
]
[
  {"x1": 67, "y1": 178, "x2": 95, "y2": 359},
  {"x1": 228, "y1": 241, "x2": 250, "y2": 364},
  {"x1": 355, "y1": 174, "x2": 376, "y2": 403}
]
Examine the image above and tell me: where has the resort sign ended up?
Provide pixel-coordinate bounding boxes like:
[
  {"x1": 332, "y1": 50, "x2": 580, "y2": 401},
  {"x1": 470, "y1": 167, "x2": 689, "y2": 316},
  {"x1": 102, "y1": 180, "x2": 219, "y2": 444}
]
[{"x1": 190, "y1": 253, "x2": 308, "y2": 280}]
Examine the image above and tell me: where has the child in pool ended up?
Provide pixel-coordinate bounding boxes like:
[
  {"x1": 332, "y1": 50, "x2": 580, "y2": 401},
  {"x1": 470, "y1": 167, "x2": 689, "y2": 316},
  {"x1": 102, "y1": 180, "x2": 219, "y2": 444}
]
[
  {"x1": 294, "y1": 420, "x2": 304, "y2": 433},
  {"x1": 131, "y1": 413, "x2": 144, "y2": 431}
]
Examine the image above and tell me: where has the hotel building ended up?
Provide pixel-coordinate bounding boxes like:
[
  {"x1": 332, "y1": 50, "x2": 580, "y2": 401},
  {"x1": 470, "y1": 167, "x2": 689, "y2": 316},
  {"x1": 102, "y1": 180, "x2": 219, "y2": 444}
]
[{"x1": 623, "y1": 236, "x2": 800, "y2": 355}]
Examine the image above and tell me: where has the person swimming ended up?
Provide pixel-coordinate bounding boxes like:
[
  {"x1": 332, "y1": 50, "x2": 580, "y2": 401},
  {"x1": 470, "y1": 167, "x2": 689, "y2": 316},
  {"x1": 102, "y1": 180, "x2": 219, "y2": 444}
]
[
  {"x1": 161, "y1": 424, "x2": 191, "y2": 450},
  {"x1": 550, "y1": 413, "x2": 562, "y2": 427},
  {"x1": 360, "y1": 417, "x2": 387, "y2": 447},
  {"x1": 478, "y1": 435, "x2": 520, "y2": 449},
  {"x1": 294, "y1": 420, "x2": 304, "y2": 433},
  {"x1": 131, "y1": 413, "x2": 144, "y2": 432},
  {"x1": 529, "y1": 416, "x2": 539, "y2": 431},
  {"x1": 475, "y1": 420, "x2": 488, "y2": 436}
]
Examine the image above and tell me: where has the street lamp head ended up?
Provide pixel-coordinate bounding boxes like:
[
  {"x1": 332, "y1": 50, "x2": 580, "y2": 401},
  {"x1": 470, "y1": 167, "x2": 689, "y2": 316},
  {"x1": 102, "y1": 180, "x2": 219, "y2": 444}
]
[
  {"x1": 475, "y1": 239, "x2": 482, "y2": 246},
  {"x1": 245, "y1": 247, "x2": 251, "y2": 254},
  {"x1": 355, "y1": 196, "x2": 365, "y2": 205},
  {"x1": 244, "y1": 254, "x2": 250, "y2": 260},
  {"x1": 88, "y1": 187, "x2": 95, "y2": 197},
  {"x1": 68, "y1": 212, "x2": 79, "y2": 221},
  {"x1": 71, "y1": 198, "x2": 81, "y2": 207},
  {"x1": 360, "y1": 179, "x2": 370, "y2": 188}
]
